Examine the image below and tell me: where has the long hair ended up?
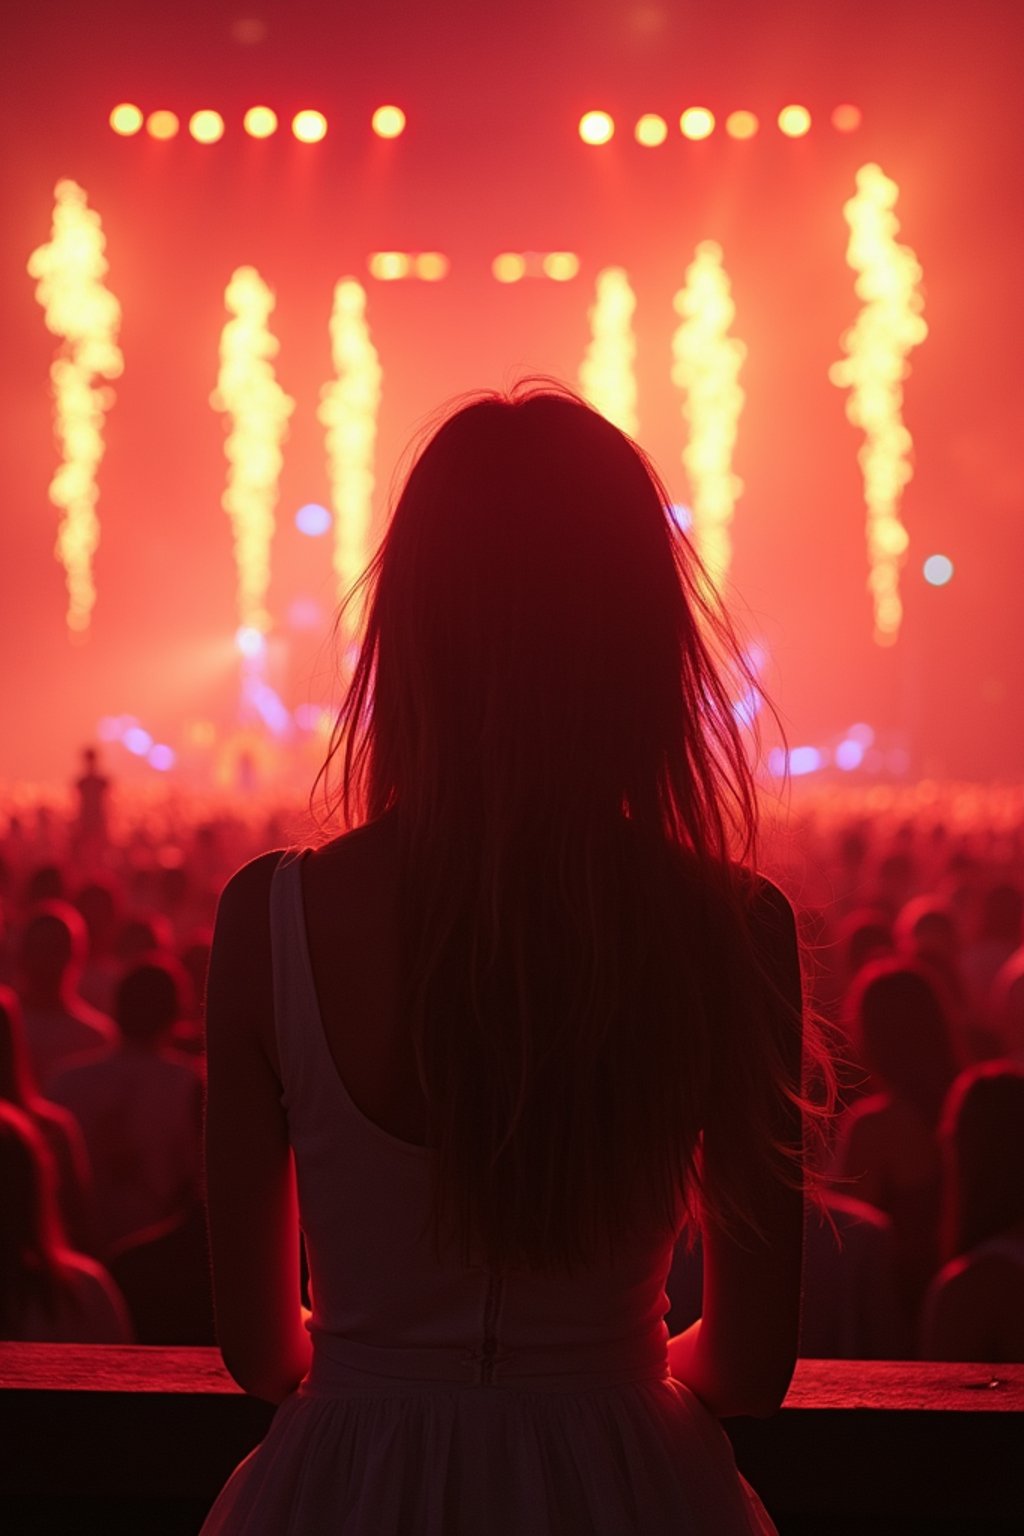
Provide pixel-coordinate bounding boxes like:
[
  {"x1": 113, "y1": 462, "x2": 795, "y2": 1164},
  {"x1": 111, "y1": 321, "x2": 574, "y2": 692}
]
[
  {"x1": 940, "y1": 1060, "x2": 1024, "y2": 1260},
  {"x1": 317, "y1": 383, "x2": 828, "y2": 1271}
]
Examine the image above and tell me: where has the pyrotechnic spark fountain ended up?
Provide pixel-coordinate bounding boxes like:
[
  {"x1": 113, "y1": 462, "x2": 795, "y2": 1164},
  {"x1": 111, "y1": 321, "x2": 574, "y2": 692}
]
[
  {"x1": 317, "y1": 279, "x2": 382, "y2": 646},
  {"x1": 211, "y1": 267, "x2": 294, "y2": 642},
  {"x1": 830, "y1": 164, "x2": 928, "y2": 645},
  {"x1": 578, "y1": 267, "x2": 639, "y2": 437},
  {"x1": 671, "y1": 241, "x2": 745, "y2": 590},
  {"x1": 27, "y1": 181, "x2": 123, "y2": 638}
]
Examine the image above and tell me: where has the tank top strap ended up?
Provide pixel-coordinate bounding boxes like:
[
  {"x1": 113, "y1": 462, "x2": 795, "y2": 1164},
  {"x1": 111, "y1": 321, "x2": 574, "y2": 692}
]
[{"x1": 268, "y1": 848, "x2": 325, "y2": 1107}]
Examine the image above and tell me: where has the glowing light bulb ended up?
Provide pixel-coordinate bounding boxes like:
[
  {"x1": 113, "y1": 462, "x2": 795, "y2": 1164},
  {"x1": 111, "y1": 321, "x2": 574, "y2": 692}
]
[
  {"x1": 634, "y1": 113, "x2": 668, "y2": 147},
  {"x1": 372, "y1": 104, "x2": 406, "y2": 139},
  {"x1": 146, "y1": 110, "x2": 179, "y2": 140},
  {"x1": 778, "y1": 104, "x2": 812, "y2": 138},
  {"x1": 923, "y1": 554, "x2": 954, "y2": 586},
  {"x1": 579, "y1": 111, "x2": 614, "y2": 145},
  {"x1": 244, "y1": 105, "x2": 278, "y2": 138},
  {"x1": 189, "y1": 109, "x2": 225, "y2": 144},
  {"x1": 680, "y1": 107, "x2": 715, "y2": 140},
  {"x1": 542, "y1": 252, "x2": 580, "y2": 281},
  {"x1": 292, "y1": 110, "x2": 327, "y2": 143},
  {"x1": 414, "y1": 252, "x2": 449, "y2": 281},
  {"x1": 579, "y1": 267, "x2": 638, "y2": 437},
  {"x1": 109, "y1": 103, "x2": 143, "y2": 136},
  {"x1": 725, "y1": 110, "x2": 758, "y2": 140},
  {"x1": 492, "y1": 252, "x2": 526, "y2": 283},
  {"x1": 367, "y1": 251, "x2": 410, "y2": 281},
  {"x1": 832, "y1": 103, "x2": 863, "y2": 134}
]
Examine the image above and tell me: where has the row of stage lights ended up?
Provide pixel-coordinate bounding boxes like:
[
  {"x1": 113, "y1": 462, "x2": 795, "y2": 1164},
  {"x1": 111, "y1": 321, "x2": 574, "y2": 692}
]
[
  {"x1": 108, "y1": 103, "x2": 406, "y2": 143},
  {"x1": 364, "y1": 251, "x2": 581, "y2": 283},
  {"x1": 581, "y1": 103, "x2": 862, "y2": 144},
  {"x1": 108, "y1": 101, "x2": 861, "y2": 146}
]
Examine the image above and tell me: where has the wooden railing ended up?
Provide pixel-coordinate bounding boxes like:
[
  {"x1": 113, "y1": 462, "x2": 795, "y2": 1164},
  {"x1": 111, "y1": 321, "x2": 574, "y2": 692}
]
[{"x1": 1, "y1": 1347, "x2": 1021, "y2": 1534}]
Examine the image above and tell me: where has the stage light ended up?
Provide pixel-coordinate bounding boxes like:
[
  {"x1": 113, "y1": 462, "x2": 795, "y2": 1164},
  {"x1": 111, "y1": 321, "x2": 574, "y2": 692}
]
[
  {"x1": 368, "y1": 251, "x2": 410, "y2": 280},
  {"x1": 671, "y1": 241, "x2": 746, "y2": 591},
  {"x1": 668, "y1": 503, "x2": 693, "y2": 532},
  {"x1": 244, "y1": 105, "x2": 278, "y2": 138},
  {"x1": 295, "y1": 502, "x2": 331, "y2": 536},
  {"x1": 788, "y1": 746, "x2": 823, "y2": 776},
  {"x1": 542, "y1": 251, "x2": 580, "y2": 281},
  {"x1": 372, "y1": 104, "x2": 406, "y2": 139},
  {"x1": 634, "y1": 113, "x2": 667, "y2": 147},
  {"x1": 725, "y1": 110, "x2": 758, "y2": 140},
  {"x1": 27, "y1": 180, "x2": 124, "y2": 637},
  {"x1": 848, "y1": 722, "x2": 875, "y2": 747},
  {"x1": 318, "y1": 278, "x2": 382, "y2": 636},
  {"x1": 414, "y1": 251, "x2": 449, "y2": 281},
  {"x1": 213, "y1": 269, "x2": 295, "y2": 638},
  {"x1": 123, "y1": 726, "x2": 153, "y2": 756},
  {"x1": 680, "y1": 107, "x2": 715, "y2": 140},
  {"x1": 579, "y1": 267, "x2": 638, "y2": 437},
  {"x1": 832, "y1": 103, "x2": 862, "y2": 133},
  {"x1": 109, "y1": 103, "x2": 143, "y2": 136},
  {"x1": 830, "y1": 164, "x2": 928, "y2": 644},
  {"x1": 189, "y1": 109, "x2": 225, "y2": 144},
  {"x1": 923, "y1": 553, "x2": 954, "y2": 586},
  {"x1": 579, "y1": 110, "x2": 614, "y2": 145},
  {"x1": 492, "y1": 252, "x2": 526, "y2": 283},
  {"x1": 778, "y1": 104, "x2": 812, "y2": 138},
  {"x1": 148, "y1": 744, "x2": 176, "y2": 771},
  {"x1": 292, "y1": 110, "x2": 327, "y2": 143},
  {"x1": 235, "y1": 625, "x2": 267, "y2": 659},
  {"x1": 146, "y1": 110, "x2": 179, "y2": 140},
  {"x1": 835, "y1": 739, "x2": 865, "y2": 770}
]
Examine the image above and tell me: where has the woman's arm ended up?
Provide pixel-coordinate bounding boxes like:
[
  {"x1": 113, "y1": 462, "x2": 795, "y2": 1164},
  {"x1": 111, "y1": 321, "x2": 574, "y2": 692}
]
[
  {"x1": 669, "y1": 877, "x2": 805, "y2": 1418},
  {"x1": 204, "y1": 852, "x2": 312, "y2": 1403}
]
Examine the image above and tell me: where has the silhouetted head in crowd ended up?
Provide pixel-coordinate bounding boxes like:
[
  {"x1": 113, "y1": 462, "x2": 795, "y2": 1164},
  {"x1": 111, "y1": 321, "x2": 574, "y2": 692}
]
[
  {"x1": 74, "y1": 880, "x2": 120, "y2": 957},
  {"x1": 0, "y1": 986, "x2": 35, "y2": 1104},
  {"x1": 0, "y1": 1101, "x2": 67, "y2": 1331},
  {"x1": 976, "y1": 883, "x2": 1023, "y2": 946},
  {"x1": 115, "y1": 956, "x2": 185, "y2": 1047},
  {"x1": 17, "y1": 901, "x2": 87, "y2": 1005},
  {"x1": 23, "y1": 864, "x2": 65, "y2": 907},
  {"x1": 837, "y1": 906, "x2": 893, "y2": 985},
  {"x1": 851, "y1": 960, "x2": 958, "y2": 1127},
  {"x1": 940, "y1": 1060, "x2": 1024, "y2": 1259},
  {"x1": 114, "y1": 914, "x2": 173, "y2": 965},
  {"x1": 895, "y1": 897, "x2": 959, "y2": 962}
]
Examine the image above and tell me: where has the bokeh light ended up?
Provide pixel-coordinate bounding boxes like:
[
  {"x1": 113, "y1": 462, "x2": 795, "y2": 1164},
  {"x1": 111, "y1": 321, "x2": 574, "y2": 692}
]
[
  {"x1": 778, "y1": 104, "x2": 812, "y2": 138},
  {"x1": 579, "y1": 111, "x2": 614, "y2": 145},
  {"x1": 148, "y1": 744, "x2": 176, "y2": 772},
  {"x1": 923, "y1": 553, "x2": 954, "y2": 586},
  {"x1": 579, "y1": 267, "x2": 638, "y2": 437},
  {"x1": 244, "y1": 105, "x2": 278, "y2": 138},
  {"x1": 788, "y1": 746, "x2": 823, "y2": 776},
  {"x1": 492, "y1": 252, "x2": 526, "y2": 283},
  {"x1": 109, "y1": 103, "x2": 143, "y2": 137},
  {"x1": 372, "y1": 104, "x2": 406, "y2": 139},
  {"x1": 292, "y1": 110, "x2": 327, "y2": 143},
  {"x1": 725, "y1": 110, "x2": 759, "y2": 140},
  {"x1": 832, "y1": 103, "x2": 863, "y2": 133},
  {"x1": 542, "y1": 252, "x2": 580, "y2": 281},
  {"x1": 146, "y1": 110, "x2": 180, "y2": 141},
  {"x1": 634, "y1": 113, "x2": 668, "y2": 147},
  {"x1": 835, "y1": 738, "x2": 865, "y2": 771},
  {"x1": 235, "y1": 625, "x2": 266, "y2": 659},
  {"x1": 367, "y1": 251, "x2": 410, "y2": 281},
  {"x1": 680, "y1": 107, "x2": 715, "y2": 141},
  {"x1": 414, "y1": 251, "x2": 450, "y2": 281},
  {"x1": 294, "y1": 502, "x2": 331, "y2": 537},
  {"x1": 189, "y1": 110, "x2": 225, "y2": 144},
  {"x1": 123, "y1": 726, "x2": 153, "y2": 756}
]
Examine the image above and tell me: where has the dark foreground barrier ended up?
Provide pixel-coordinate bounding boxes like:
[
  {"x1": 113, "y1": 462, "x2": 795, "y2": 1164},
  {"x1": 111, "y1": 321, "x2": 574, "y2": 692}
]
[{"x1": 0, "y1": 1346, "x2": 1021, "y2": 1535}]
